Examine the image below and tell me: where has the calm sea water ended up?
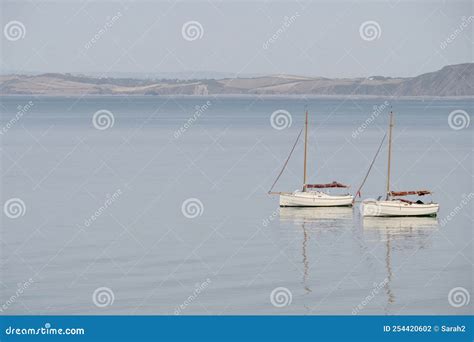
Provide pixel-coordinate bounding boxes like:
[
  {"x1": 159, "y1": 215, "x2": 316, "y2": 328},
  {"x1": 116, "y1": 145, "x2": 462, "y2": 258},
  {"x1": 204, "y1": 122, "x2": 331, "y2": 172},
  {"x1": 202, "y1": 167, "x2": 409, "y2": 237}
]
[{"x1": 0, "y1": 96, "x2": 472, "y2": 315}]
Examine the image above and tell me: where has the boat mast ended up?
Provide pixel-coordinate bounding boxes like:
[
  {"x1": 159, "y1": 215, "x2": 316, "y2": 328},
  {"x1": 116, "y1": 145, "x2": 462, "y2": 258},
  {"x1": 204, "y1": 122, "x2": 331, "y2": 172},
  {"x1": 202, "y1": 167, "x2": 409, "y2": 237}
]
[
  {"x1": 386, "y1": 110, "x2": 394, "y2": 200},
  {"x1": 303, "y1": 110, "x2": 308, "y2": 191}
]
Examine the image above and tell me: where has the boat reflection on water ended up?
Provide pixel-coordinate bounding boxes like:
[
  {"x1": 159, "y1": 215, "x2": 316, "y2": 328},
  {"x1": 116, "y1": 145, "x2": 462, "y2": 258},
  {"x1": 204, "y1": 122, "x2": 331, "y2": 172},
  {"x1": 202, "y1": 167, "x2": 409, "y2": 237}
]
[
  {"x1": 363, "y1": 216, "x2": 439, "y2": 228},
  {"x1": 363, "y1": 217, "x2": 438, "y2": 245},
  {"x1": 279, "y1": 207, "x2": 353, "y2": 223},
  {"x1": 363, "y1": 217, "x2": 439, "y2": 313},
  {"x1": 279, "y1": 207, "x2": 353, "y2": 311}
]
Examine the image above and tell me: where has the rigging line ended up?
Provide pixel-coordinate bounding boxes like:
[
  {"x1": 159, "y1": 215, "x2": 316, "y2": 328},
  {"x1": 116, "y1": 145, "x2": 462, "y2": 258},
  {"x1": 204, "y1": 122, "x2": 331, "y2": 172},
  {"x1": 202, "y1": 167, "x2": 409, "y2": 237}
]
[
  {"x1": 352, "y1": 132, "x2": 387, "y2": 203},
  {"x1": 268, "y1": 126, "x2": 304, "y2": 194}
]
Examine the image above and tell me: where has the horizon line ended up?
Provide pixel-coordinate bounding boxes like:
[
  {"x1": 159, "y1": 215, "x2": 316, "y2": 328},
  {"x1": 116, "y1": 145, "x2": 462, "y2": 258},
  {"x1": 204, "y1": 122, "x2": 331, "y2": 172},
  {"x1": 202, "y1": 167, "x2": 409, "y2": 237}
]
[{"x1": 1, "y1": 62, "x2": 471, "y2": 81}]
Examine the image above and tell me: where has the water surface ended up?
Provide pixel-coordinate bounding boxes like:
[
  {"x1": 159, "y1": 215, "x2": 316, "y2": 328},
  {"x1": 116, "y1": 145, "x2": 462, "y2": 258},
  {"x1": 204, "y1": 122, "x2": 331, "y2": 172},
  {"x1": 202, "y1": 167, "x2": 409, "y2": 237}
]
[{"x1": 1, "y1": 96, "x2": 472, "y2": 315}]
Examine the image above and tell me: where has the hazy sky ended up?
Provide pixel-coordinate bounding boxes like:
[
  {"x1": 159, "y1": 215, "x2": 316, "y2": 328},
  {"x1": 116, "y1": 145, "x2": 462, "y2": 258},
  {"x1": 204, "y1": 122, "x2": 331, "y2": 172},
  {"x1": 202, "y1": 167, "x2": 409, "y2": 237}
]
[{"x1": 1, "y1": 0, "x2": 472, "y2": 78}]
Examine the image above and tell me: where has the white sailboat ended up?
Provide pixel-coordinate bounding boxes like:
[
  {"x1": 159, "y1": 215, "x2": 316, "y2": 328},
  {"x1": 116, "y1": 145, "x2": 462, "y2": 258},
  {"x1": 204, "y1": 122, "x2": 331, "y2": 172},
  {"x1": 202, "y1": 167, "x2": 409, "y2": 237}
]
[
  {"x1": 361, "y1": 110, "x2": 439, "y2": 217},
  {"x1": 269, "y1": 110, "x2": 353, "y2": 207}
]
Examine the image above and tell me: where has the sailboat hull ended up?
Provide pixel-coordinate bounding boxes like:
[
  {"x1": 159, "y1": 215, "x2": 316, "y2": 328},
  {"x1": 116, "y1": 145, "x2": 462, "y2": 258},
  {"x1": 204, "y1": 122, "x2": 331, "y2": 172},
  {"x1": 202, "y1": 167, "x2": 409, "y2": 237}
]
[
  {"x1": 280, "y1": 191, "x2": 353, "y2": 207},
  {"x1": 362, "y1": 200, "x2": 439, "y2": 217}
]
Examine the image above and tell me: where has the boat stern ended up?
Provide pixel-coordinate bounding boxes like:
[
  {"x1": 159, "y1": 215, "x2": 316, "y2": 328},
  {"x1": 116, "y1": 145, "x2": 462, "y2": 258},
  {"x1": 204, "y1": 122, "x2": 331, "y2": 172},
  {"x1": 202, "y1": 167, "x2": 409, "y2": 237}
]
[{"x1": 362, "y1": 200, "x2": 381, "y2": 217}]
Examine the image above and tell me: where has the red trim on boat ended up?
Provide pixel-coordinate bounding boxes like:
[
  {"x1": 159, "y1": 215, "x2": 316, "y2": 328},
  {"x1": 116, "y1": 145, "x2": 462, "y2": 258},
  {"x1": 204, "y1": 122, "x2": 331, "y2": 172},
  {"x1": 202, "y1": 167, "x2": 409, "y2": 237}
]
[
  {"x1": 390, "y1": 190, "x2": 432, "y2": 196},
  {"x1": 306, "y1": 181, "x2": 349, "y2": 189}
]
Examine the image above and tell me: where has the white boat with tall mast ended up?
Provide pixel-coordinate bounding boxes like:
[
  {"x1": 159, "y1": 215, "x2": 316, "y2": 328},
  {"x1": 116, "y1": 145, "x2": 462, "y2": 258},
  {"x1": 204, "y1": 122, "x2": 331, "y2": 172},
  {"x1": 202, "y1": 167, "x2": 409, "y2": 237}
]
[
  {"x1": 268, "y1": 110, "x2": 353, "y2": 207},
  {"x1": 362, "y1": 110, "x2": 439, "y2": 217}
]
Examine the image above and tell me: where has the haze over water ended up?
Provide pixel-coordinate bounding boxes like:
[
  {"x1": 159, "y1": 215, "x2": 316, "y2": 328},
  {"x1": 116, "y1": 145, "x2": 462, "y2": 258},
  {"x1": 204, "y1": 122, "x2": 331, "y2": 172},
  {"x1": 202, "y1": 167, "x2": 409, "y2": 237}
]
[{"x1": 0, "y1": 96, "x2": 472, "y2": 315}]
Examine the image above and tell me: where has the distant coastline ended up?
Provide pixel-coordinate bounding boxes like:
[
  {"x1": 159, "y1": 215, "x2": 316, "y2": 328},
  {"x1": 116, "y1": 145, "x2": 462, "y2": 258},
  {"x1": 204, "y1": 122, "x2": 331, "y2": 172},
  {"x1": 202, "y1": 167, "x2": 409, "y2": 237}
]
[
  {"x1": 1, "y1": 94, "x2": 472, "y2": 100},
  {"x1": 1, "y1": 63, "x2": 472, "y2": 98}
]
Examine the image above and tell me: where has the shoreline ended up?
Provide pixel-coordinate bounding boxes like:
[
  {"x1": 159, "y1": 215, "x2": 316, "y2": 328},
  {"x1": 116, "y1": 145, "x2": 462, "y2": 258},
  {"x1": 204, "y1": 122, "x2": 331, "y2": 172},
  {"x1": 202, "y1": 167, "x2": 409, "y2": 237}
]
[{"x1": 1, "y1": 94, "x2": 473, "y2": 100}]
